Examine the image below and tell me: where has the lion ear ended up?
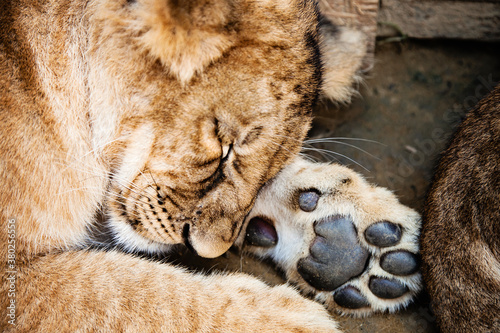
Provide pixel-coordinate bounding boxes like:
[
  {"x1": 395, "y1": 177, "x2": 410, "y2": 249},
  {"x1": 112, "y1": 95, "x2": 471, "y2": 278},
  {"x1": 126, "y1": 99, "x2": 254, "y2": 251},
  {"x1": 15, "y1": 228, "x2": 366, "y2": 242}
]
[
  {"x1": 136, "y1": 0, "x2": 237, "y2": 83},
  {"x1": 319, "y1": 19, "x2": 367, "y2": 103}
]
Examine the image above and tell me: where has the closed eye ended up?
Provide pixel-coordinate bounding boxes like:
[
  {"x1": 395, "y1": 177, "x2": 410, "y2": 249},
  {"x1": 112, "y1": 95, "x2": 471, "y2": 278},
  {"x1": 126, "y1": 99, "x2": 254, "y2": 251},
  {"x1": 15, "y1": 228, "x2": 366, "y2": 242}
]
[
  {"x1": 199, "y1": 143, "x2": 231, "y2": 184},
  {"x1": 241, "y1": 126, "x2": 263, "y2": 146},
  {"x1": 192, "y1": 156, "x2": 220, "y2": 168},
  {"x1": 198, "y1": 144, "x2": 230, "y2": 194}
]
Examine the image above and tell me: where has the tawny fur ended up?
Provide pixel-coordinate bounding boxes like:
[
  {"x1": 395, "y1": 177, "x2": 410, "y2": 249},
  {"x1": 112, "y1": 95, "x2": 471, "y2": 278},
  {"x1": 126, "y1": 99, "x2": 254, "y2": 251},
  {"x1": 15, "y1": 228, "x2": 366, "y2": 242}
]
[
  {"x1": 0, "y1": 0, "x2": 368, "y2": 331},
  {"x1": 421, "y1": 86, "x2": 500, "y2": 333}
]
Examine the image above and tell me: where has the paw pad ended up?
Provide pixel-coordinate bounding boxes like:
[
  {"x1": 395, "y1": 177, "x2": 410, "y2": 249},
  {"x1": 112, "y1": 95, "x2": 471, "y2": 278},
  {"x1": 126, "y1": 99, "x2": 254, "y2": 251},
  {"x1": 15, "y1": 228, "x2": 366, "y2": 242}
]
[
  {"x1": 334, "y1": 286, "x2": 370, "y2": 309},
  {"x1": 369, "y1": 277, "x2": 408, "y2": 299},
  {"x1": 295, "y1": 216, "x2": 419, "y2": 311},
  {"x1": 297, "y1": 216, "x2": 369, "y2": 291},
  {"x1": 245, "y1": 217, "x2": 277, "y2": 247},
  {"x1": 298, "y1": 190, "x2": 320, "y2": 212},
  {"x1": 241, "y1": 159, "x2": 422, "y2": 316},
  {"x1": 380, "y1": 251, "x2": 419, "y2": 276},
  {"x1": 364, "y1": 221, "x2": 401, "y2": 247}
]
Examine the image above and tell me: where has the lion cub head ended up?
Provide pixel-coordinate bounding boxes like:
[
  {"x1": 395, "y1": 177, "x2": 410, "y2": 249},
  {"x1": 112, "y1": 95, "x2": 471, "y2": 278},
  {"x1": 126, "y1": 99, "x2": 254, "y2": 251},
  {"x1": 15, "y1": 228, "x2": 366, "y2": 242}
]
[{"x1": 90, "y1": 0, "x2": 365, "y2": 257}]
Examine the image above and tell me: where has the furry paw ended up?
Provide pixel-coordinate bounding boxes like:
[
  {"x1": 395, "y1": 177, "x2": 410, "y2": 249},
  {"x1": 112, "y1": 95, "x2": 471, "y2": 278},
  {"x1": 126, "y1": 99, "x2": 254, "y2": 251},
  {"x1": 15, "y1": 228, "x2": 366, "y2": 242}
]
[{"x1": 237, "y1": 157, "x2": 422, "y2": 316}]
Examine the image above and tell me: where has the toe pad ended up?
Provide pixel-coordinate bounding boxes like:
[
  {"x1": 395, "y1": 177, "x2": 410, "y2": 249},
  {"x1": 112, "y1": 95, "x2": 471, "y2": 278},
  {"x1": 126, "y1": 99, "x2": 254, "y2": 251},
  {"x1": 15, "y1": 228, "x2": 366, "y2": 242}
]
[
  {"x1": 369, "y1": 277, "x2": 409, "y2": 299},
  {"x1": 364, "y1": 221, "x2": 401, "y2": 247},
  {"x1": 245, "y1": 217, "x2": 278, "y2": 247},
  {"x1": 334, "y1": 286, "x2": 370, "y2": 309},
  {"x1": 298, "y1": 190, "x2": 320, "y2": 212},
  {"x1": 297, "y1": 216, "x2": 369, "y2": 291},
  {"x1": 380, "y1": 251, "x2": 419, "y2": 276}
]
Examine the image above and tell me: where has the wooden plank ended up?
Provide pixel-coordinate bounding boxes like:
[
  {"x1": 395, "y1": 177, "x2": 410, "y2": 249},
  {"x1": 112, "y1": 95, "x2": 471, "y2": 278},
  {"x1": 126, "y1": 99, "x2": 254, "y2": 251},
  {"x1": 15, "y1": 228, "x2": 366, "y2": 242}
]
[
  {"x1": 378, "y1": 0, "x2": 500, "y2": 41},
  {"x1": 319, "y1": 0, "x2": 379, "y2": 52},
  {"x1": 319, "y1": 0, "x2": 379, "y2": 53},
  {"x1": 417, "y1": 0, "x2": 500, "y2": 3}
]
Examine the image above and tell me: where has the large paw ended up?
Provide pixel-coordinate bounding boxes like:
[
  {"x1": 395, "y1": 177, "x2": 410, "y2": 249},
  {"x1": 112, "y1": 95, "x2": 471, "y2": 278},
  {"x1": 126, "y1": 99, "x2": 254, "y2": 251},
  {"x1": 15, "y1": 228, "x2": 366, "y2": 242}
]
[{"x1": 236, "y1": 157, "x2": 422, "y2": 316}]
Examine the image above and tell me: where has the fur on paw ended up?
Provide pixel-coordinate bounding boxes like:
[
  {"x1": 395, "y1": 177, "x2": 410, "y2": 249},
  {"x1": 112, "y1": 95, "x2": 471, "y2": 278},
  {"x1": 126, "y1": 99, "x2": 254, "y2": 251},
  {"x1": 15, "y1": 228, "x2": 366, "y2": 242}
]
[{"x1": 236, "y1": 157, "x2": 422, "y2": 316}]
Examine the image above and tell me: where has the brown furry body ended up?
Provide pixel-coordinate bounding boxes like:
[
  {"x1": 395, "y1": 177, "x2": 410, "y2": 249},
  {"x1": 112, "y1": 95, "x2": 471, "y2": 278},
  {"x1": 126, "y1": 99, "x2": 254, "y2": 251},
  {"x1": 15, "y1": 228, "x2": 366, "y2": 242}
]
[{"x1": 422, "y1": 86, "x2": 500, "y2": 332}]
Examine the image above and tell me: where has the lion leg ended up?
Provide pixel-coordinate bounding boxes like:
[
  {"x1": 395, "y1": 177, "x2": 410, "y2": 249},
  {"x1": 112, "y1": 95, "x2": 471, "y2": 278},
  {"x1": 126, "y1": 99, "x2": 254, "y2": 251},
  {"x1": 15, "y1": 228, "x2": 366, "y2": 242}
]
[
  {"x1": 237, "y1": 157, "x2": 422, "y2": 316},
  {"x1": 3, "y1": 250, "x2": 340, "y2": 332}
]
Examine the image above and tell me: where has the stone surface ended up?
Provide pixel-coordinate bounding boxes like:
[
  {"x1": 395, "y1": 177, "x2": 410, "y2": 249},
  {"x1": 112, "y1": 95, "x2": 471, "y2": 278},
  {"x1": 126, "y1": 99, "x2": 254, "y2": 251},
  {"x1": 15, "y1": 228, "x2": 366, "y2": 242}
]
[{"x1": 378, "y1": 0, "x2": 500, "y2": 41}]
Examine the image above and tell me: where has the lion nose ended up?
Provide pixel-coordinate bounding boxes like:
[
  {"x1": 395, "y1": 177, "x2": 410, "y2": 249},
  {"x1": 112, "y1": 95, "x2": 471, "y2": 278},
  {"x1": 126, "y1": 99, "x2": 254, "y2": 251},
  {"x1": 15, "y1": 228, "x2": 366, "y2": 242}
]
[{"x1": 182, "y1": 224, "x2": 233, "y2": 258}]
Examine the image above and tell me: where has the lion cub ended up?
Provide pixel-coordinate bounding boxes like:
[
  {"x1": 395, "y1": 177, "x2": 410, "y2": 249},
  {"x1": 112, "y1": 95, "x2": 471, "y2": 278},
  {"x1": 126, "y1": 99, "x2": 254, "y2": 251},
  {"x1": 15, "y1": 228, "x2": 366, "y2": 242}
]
[
  {"x1": 1, "y1": 0, "x2": 421, "y2": 331},
  {"x1": 422, "y1": 86, "x2": 500, "y2": 333}
]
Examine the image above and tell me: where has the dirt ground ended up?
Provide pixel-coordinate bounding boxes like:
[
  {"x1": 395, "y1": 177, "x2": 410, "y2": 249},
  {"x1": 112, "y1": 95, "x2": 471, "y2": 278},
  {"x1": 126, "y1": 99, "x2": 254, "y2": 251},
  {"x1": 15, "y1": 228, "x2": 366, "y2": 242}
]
[{"x1": 171, "y1": 39, "x2": 500, "y2": 332}]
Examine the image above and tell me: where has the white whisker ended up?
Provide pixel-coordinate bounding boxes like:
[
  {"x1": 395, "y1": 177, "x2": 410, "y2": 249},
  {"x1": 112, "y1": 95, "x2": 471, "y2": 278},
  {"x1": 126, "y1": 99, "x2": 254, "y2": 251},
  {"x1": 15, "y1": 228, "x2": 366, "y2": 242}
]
[
  {"x1": 301, "y1": 147, "x2": 370, "y2": 171},
  {"x1": 307, "y1": 140, "x2": 381, "y2": 160},
  {"x1": 305, "y1": 137, "x2": 385, "y2": 145}
]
